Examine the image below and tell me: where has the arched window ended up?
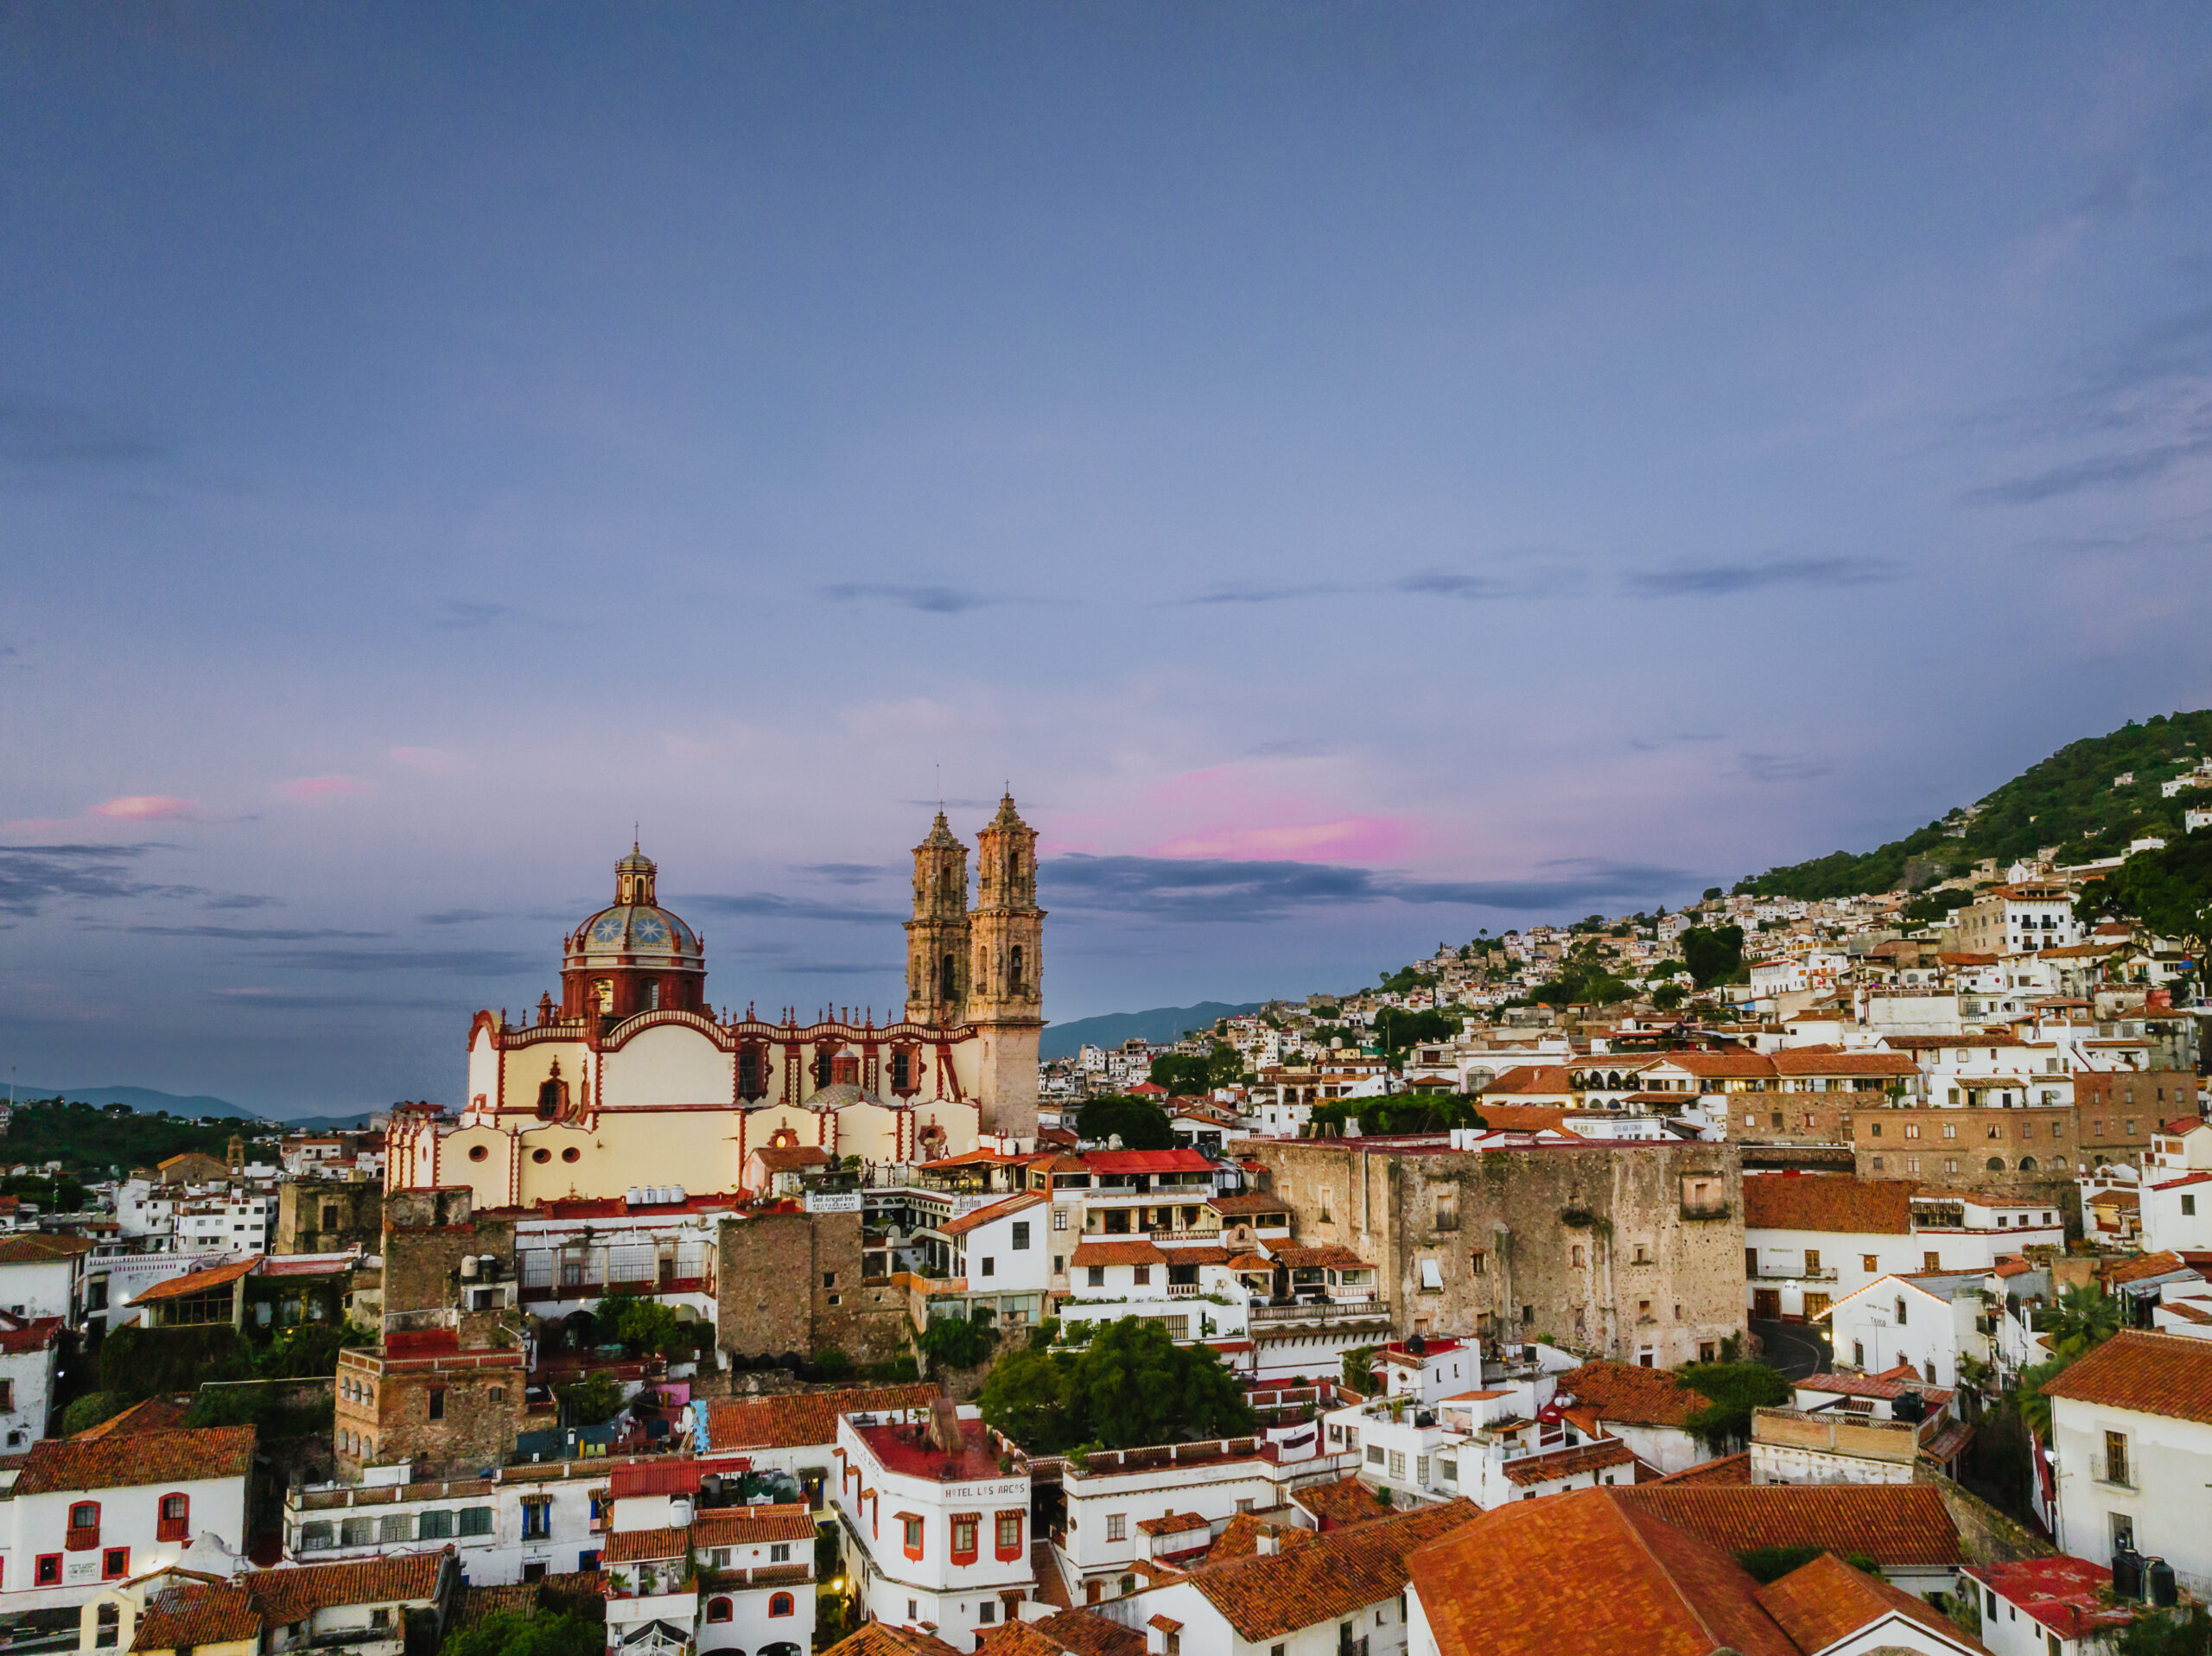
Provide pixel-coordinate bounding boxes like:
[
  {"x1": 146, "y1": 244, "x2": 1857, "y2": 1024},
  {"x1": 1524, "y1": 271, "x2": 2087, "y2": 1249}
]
[
  {"x1": 737, "y1": 1044, "x2": 767, "y2": 1101},
  {"x1": 157, "y1": 1493, "x2": 189, "y2": 1541},
  {"x1": 768, "y1": 1594, "x2": 795, "y2": 1619},
  {"x1": 1009, "y1": 945, "x2": 1024, "y2": 993},
  {"x1": 1986, "y1": 1157, "x2": 2006, "y2": 1172},
  {"x1": 2018, "y1": 1156, "x2": 2038, "y2": 1172},
  {"x1": 940, "y1": 953, "x2": 957, "y2": 1003},
  {"x1": 94, "y1": 1604, "x2": 120, "y2": 1650},
  {"x1": 645, "y1": 980, "x2": 661, "y2": 1012},
  {"x1": 707, "y1": 1599, "x2": 734, "y2": 1623}
]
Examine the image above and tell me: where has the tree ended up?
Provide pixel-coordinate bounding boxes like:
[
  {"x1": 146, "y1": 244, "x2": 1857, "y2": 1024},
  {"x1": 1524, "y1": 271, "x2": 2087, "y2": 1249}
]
[
  {"x1": 974, "y1": 1317, "x2": 1255, "y2": 1455},
  {"x1": 1371, "y1": 1006, "x2": 1461, "y2": 1063},
  {"x1": 1680, "y1": 924, "x2": 1746, "y2": 989},
  {"x1": 916, "y1": 1310, "x2": 999, "y2": 1374},
  {"x1": 556, "y1": 1371, "x2": 623, "y2": 1426},
  {"x1": 1676, "y1": 1361, "x2": 1792, "y2": 1450},
  {"x1": 441, "y1": 1610, "x2": 603, "y2": 1656},
  {"x1": 2080, "y1": 828, "x2": 2212, "y2": 966},
  {"x1": 593, "y1": 1292, "x2": 686, "y2": 1357},
  {"x1": 2021, "y1": 1283, "x2": 2123, "y2": 1440},
  {"x1": 2110, "y1": 1605, "x2": 2212, "y2": 1656},
  {"x1": 1076, "y1": 1094, "x2": 1177, "y2": 1150}
]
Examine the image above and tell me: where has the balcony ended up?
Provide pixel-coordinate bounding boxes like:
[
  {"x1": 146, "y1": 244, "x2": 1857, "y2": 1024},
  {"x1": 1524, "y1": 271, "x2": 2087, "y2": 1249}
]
[
  {"x1": 1751, "y1": 1266, "x2": 1838, "y2": 1284},
  {"x1": 1249, "y1": 1299, "x2": 1390, "y2": 1327}
]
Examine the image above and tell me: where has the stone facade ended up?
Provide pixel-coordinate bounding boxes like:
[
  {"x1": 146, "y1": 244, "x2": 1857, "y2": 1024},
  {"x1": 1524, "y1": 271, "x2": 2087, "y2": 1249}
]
[
  {"x1": 382, "y1": 1187, "x2": 518, "y2": 1329},
  {"x1": 1853, "y1": 1105, "x2": 2076, "y2": 1193},
  {"x1": 275, "y1": 1176, "x2": 385, "y2": 1255},
  {"x1": 2076, "y1": 1070, "x2": 2201, "y2": 1166},
  {"x1": 1243, "y1": 1140, "x2": 1745, "y2": 1367},
  {"x1": 715, "y1": 1210, "x2": 906, "y2": 1365},
  {"x1": 335, "y1": 1340, "x2": 526, "y2": 1478}
]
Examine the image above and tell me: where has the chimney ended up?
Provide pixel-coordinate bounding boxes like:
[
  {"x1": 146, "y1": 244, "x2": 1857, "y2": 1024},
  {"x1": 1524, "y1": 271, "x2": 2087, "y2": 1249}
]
[{"x1": 1255, "y1": 1531, "x2": 1278, "y2": 1557}]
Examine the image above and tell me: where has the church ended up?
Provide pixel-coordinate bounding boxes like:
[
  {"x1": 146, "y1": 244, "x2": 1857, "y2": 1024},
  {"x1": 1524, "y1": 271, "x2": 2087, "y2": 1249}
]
[{"x1": 385, "y1": 797, "x2": 1046, "y2": 1205}]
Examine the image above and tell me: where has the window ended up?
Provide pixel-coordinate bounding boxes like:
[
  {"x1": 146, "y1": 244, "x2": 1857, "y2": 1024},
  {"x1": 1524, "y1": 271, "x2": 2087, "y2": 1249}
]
[
  {"x1": 1367, "y1": 1445, "x2": 1385, "y2": 1465},
  {"x1": 103, "y1": 1546, "x2": 130, "y2": 1580},
  {"x1": 1896, "y1": 1297, "x2": 1909, "y2": 1327},
  {"x1": 1053, "y1": 1209, "x2": 1068, "y2": 1231},
  {"x1": 1438, "y1": 1457, "x2": 1457, "y2": 1482},
  {"x1": 341, "y1": 1515, "x2": 377, "y2": 1547},
  {"x1": 1087, "y1": 1266, "x2": 1104, "y2": 1288},
  {"x1": 94, "y1": 1604, "x2": 120, "y2": 1650},
  {"x1": 2105, "y1": 1430, "x2": 2131, "y2": 1486},
  {"x1": 982, "y1": 1257, "x2": 995, "y2": 1278},
  {"x1": 769, "y1": 1542, "x2": 791, "y2": 1563},
  {"x1": 428, "y1": 1387, "x2": 445, "y2": 1419},
  {"x1": 1416, "y1": 1456, "x2": 1429, "y2": 1486},
  {"x1": 1012, "y1": 1222, "x2": 1031, "y2": 1250},
  {"x1": 522, "y1": 1499, "x2": 552, "y2": 1540},
  {"x1": 903, "y1": 1514, "x2": 925, "y2": 1558},
  {"x1": 1419, "y1": 1258, "x2": 1444, "y2": 1290},
  {"x1": 380, "y1": 1513, "x2": 411, "y2": 1543},
  {"x1": 1389, "y1": 1450, "x2": 1407, "y2": 1479},
  {"x1": 1133, "y1": 1265, "x2": 1151, "y2": 1286},
  {"x1": 298, "y1": 1521, "x2": 334, "y2": 1551},
  {"x1": 35, "y1": 1554, "x2": 60, "y2": 1586},
  {"x1": 952, "y1": 1515, "x2": 979, "y2": 1563},
  {"x1": 1469, "y1": 1250, "x2": 1485, "y2": 1276},
  {"x1": 1924, "y1": 1252, "x2": 1940, "y2": 1272},
  {"x1": 2187, "y1": 1195, "x2": 2198, "y2": 1217},
  {"x1": 997, "y1": 1511, "x2": 1024, "y2": 1559},
  {"x1": 67, "y1": 1501, "x2": 99, "y2": 1550},
  {"x1": 1804, "y1": 1249, "x2": 1821, "y2": 1273},
  {"x1": 1106, "y1": 1513, "x2": 1126, "y2": 1542},
  {"x1": 980, "y1": 1603, "x2": 997, "y2": 1625},
  {"x1": 420, "y1": 1509, "x2": 454, "y2": 1539},
  {"x1": 460, "y1": 1507, "x2": 493, "y2": 1536},
  {"x1": 706, "y1": 1600, "x2": 734, "y2": 1623},
  {"x1": 157, "y1": 1493, "x2": 190, "y2": 1542},
  {"x1": 1571, "y1": 1245, "x2": 1585, "y2": 1268},
  {"x1": 769, "y1": 1594, "x2": 795, "y2": 1618}
]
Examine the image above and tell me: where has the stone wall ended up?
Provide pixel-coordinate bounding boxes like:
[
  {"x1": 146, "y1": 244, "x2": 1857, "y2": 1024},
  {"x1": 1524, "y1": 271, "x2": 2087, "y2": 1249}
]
[
  {"x1": 338, "y1": 1344, "x2": 526, "y2": 1478},
  {"x1": 715, "y1": 1210, "x2": 906, "y2": 1365},
  {"x1": 383, "y1": 1188, "x2": 518, "y2": 1321},
  {"x1": 274, "y1": 1176, "x2": 385, "y2": 1255},
  {"x1": 2077, "y1": 1071, "x2": 2200, "y2": 1167},
  {"x1": 1243, "y1": 1140, "x2": 1746, "y2": 1367},
  {"x1": 1854, "y1": 1106, "x2": 2076, "y2": 1194}
]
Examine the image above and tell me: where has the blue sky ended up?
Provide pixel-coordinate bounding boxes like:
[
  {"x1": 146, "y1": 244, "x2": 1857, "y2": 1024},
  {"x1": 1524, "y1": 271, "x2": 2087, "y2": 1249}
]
[{"x1": 3, "y1": 4, "x2": 2209, "y2": 1113}]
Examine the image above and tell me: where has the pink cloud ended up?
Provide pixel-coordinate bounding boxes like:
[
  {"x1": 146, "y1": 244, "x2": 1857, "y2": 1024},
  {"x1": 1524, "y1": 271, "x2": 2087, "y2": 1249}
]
[
  {"x1": 1148, "y1": 816, "x2": 1411, "y2": 861},
  {"x1": 276, "y1": 775, "x2": 372, "y2": 803},
  {"x1": 389, "y1": 746, "x2": 465, "y2": 776},
  {"x1": 92, "y1": 795, "x2": 196, "y2": 821}
]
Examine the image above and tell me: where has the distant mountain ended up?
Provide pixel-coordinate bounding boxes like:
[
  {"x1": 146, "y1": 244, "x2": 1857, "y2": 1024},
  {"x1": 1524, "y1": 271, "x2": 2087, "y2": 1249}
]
[
  {"x1": 275, "y1": 1112, "x2": 381, "y2": 1132},
  {"x1": 1738, "y1": 708, "x2": 2212, "y2": 901},
  {"x1": 1041, "y1": 1001, "x2": 1269, "y2": 1060},
  {"x1": 9, "y1": 1084, "x2": 266, "y2": 1120}
]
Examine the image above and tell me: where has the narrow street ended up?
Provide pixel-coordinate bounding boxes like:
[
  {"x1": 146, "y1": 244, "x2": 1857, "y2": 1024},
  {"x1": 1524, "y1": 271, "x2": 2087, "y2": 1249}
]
[{"x1": 1751, "y1": 1317, "x2": 1831, "y2": 1380}]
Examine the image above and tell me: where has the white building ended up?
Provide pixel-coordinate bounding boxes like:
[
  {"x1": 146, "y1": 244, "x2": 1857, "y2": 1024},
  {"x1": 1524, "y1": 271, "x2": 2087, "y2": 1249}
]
[
  {"x1": 831, "y1": 1399, "x2": 1037, "y2": 1646},
  {"x1": 605, "y1": 1491, "x2": 817, "y2": 1656},
  {"x1": 1958, "y1": 1558, "x2": 2138, "y2": 1656},
  {"x1": 0, "y1": 1233, "x2": 92, "y2": 1322},
  {"x1": 0, "y1": 1426, "x2": 255, "y2": 1611},
  {"x1": 0, "y1": 1311, "x2": 63, "y2": 1450},
  {"x1": 1825, "y1": 1271, "x2": 1988, "y2": 1389},
  {"x1": 2044, "y1": 1330, "x2": 2212, "y2": 1596}
]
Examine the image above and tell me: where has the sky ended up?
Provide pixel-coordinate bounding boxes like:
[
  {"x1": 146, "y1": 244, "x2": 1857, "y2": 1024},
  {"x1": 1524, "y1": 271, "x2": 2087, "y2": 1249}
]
[{"x1": 3, "y1": 3, "x2": 2210, "y2": 1114}]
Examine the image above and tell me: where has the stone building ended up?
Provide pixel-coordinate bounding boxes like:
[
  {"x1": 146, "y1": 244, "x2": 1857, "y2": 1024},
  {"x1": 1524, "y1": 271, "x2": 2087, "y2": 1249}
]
[
  {"x1": 1853, "y1": 1104, "x2": 2076, "y2": 1197},
  {"x1": 274, "y1": 1176, "x2": 384, "y2": 1256},
  {"x1": 715, "y1": 1208, "x2": 908, "y2": 1364},
  {"x1": 2075, "y1": 1069, "x2": 2201, "y2": 1167},
  {"x1": 1242, "y1": 1139, "x2": 1745, "y2": 1367}
]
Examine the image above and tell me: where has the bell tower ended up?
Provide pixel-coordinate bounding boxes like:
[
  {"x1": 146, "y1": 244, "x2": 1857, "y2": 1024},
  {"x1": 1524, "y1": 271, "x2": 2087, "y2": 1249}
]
[
  {"x1": 968, "y1": 792, "x2": 1045, "y2": 1139},
  {"x1": 904, "y1": 812, "x2": 970, "y2": 1026}
]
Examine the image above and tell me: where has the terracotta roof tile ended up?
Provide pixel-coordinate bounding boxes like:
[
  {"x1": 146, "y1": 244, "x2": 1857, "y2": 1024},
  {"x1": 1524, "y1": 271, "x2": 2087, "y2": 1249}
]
[
  {"x1": 1405, "y1": 1488, "x2": 1798, "y2": 1656},
  {"x1": 1203, "y1": 1511, "x2": 1310, "y2": 1564},
  {"x1": 1553, "y1": 1361, "x2": 1703, "y2": 1429},
  {"x1": 0, "y1": 1232, "x2": 95, "y2": 1262},
  {"x1": 1066, "y1": 1240, "x2": 1168, "y2": 1268},
  {"x1": 1768, "y1": 1049, "x2": 1916, "y2": 1076},
  {"x1": 1499, "y1": 1437, "x2": 1637, "y2": 1486},
  {"x1": 1185, "y1": 1500, "x2": 1480, "y2": 1640},
  {"x1": 1962, "y1": 1558, "x2": 2133, "y2": 1641},
  {"x1": 1753, "y1": 1551, "x2": 1971, "y2": 1653},
  {"x1": 819, "y1": 1626, "x2": 965, "y2": 1656},
  {"x1": 1288, "y1": 1475, "x2": 1392, "y2": 1528},
  {"x1": 980, "y1": 1611, "x2": 1144, "y2": 1656},
  {"x1": 1137, "y1": 1510, "x2": 1212, "y2": 1537},
  {"x1": 702, "y1": 1383, "x2": 938, "y2": 1452},
  {"x1": 1742, "y1": 1175, "x2": 1915, "y2": 1235},
  {"x1": 1465, "y1": 1103, "x2": 1573, "y2": 1133},
  {"x1": 1618, "y1": 1482, "x2": 1962, "y2": 1566},
  {"x1": 1206, "y1": 1194, "x2": 1289, "y2": 1217},
  {"x1": 2039, "y1": 1329, "x2": 2212, "y2": 1424},
  {"x1": 2103, "y1": 1252, "x2": 2191, "y2": 1285},
  {"x1": 939, "y1": 1192, "x2": 1046, "y2": 1237},
  {"x1": 604, "y1": 1526, "x2": 689, "y2": 1563},
  {"x1": 694, "y1": 1503, "x2": 817, "y2": 1547},
  {"x1": 16, "y1": 1426, "x2": 256, "y2": 1494},
  {"x1": 1647, "y1": 1451, "x2": 1751, "y2": 1486},
  {"x1": 130, "y1": 1255, "x2": 263, "y2": 1303},
  {"x1": 70, "y1": 1397, "x2": 191, "y2": 1441},
  {"x1": 133, "y1": 1557, "x2": 449, "y2": 1653}
]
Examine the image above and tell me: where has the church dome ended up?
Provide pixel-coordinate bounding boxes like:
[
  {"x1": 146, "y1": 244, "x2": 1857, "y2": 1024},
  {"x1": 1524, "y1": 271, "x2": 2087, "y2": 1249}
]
[{"x1": 563, "y1": 847, "x2": 704, "y2": 973}]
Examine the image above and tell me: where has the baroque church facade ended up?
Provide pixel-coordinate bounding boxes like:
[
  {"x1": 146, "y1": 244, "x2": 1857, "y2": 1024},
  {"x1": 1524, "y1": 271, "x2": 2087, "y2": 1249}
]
[{"x1": 385, "y1": 797, "x2": 1046, "y2": 1205}]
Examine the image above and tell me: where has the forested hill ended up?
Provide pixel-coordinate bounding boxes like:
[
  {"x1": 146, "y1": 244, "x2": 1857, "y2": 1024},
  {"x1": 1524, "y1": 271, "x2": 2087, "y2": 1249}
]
[{"x1": 1737, "y1": 708, "x2": 2212, "y2": 901}]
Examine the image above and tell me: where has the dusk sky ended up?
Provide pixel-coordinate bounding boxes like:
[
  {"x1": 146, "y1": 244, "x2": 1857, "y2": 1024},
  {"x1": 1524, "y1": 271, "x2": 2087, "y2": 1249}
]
[{"x1": 4, "y1": 4, "x2": 2209, "y2": 1114}]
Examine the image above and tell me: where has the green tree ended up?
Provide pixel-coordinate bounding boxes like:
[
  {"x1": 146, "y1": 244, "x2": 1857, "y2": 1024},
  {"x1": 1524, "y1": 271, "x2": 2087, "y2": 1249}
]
[
  {"x1": 59, "y1": 1392, "x2": 130, "y2": 1435},
  {"x1": 1371, "y1": 1006, "x2": 1462, "y2": 1063},
  {"x1": 556, "y1": 1371, "x2": 624, "y2": 1425},
  {"x1": 974, "y1": 1317, "x2": 1255, "y2": 1454},
  {"x1": 1076, "y1": 1094, "x2": 1177, "y2": 1151},
  {"x1": 256, "y1": 1321, "x2": 370, "y2": 1379},
  {"x1": 917, "y1": 1310, "x2": 999, "y2": 1374},
  {"x1": 2021, "y1": 1284, "x2": 2123, "y2": 1440},
  {"x1": 2111, "y1": 1605, "x2": 2212, "y2": 1656},
  {"x1": 441, "y1": 1610, "x2": 603, "y2": 1656},
  {"x1": 1147, "y1": 1053, "x2": 1212, "y2": 1095},
  {"x1": 2079, "y1": 828, "x2": 2212, "y2": 965},
  {"x1": 593, "y1": 1292, "x2": 686, "y2": 1357},
  {"x1": 99, "y1": 1323, "x2": 251, "y2": 1400},
  {"x1": 1680, "y1": 925, "x2": 1746, "y2": 989},
  {"x1": 1677, "y1": 1361, "x2": 1792, "y2": 1450}
]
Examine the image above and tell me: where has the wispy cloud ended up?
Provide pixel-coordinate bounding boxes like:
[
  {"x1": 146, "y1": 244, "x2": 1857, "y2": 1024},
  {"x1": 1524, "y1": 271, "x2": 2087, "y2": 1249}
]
[
  {"x1": 1733, "y1": 751, "x2": 1832, "y2": 783},
  {"x1": 1042, "y1": 853, "x2": 1692, "y2": 922},
  {"x1": 1963, "y1": 429, "x2": 2212, "y2": 505},
  {"x1": 1167, "y1": 564, "x2": 1577, "y2": 608},
  {"x1": 435, "y1": 600, "x2": 515, "y2": 630},
  {"x1": 92, "y1": 795, "x2": 195, "y2": 821},
  {"x1": 823, "y1": 583, "x2": 1003, "y2": 613},
  {"x1": 208, "y1": 987, "x2": 459, "y2": 1012},
  {"x1": 0, "y1": 391, "x2": 167, "y2": 467},
  {"x1": 125, "y1": 923, "x2": 388, "y2": 942},
  {"x1": 680, "y1": 891, "x2": 906, "y2": 923},
  {"x1": 795, "y1": 863, "x2": 892, "y2": 885},
  {"x1": 252, "y1": 947, "x2": 538, "y2": 975},
  {"x1": 0, "y1": 844, "x2": 188, "y2": 917},
  {"x1": 204, "y1": 893, "x2": 283, "y2": 910},
  {"x1": 1625, "y1": 555, "x2": 1897, "y2": 597},
  {"x1": 390, "y1": 746, "x2": 466, "y2": 776},
  {"x1": 418, "y1": 908, "x2": 503, "y2": 926}
]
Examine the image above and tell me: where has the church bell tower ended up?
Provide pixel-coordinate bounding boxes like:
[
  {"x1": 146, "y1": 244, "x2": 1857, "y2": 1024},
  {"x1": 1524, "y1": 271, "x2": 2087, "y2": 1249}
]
[
  {"x1": 967, "y1": 793, "x2": 1045, "y2": 1139},
  {"x1": 904, "y1": 812, "x2": 970, "y2": 1026}
]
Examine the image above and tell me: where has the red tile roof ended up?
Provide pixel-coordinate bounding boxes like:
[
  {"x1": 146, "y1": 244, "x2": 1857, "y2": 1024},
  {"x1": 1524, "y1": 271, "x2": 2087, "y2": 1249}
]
[
  {"x1": 1184, "y1": 1500, "x2": 1480, "y2": 1640},
  {"x1": 130, "y1": 1254, "x2": 261, "y2": 1303},
  {"x1": 981, "y1": 1611, "x2": 1143, "y2": 1656},
  {"x1": 1067, "y1": 1239, "x2": 1168, "y2": 1268},
  {"x1": 819, "y1": 1627, "x2": 964, "y2": 1656},
  {"x1": 1467, "y1": 1103, "x2": 1573, "y2": 1133},
  {"x1": 70, "y1": 1396, "x2": 192, "y2": 1440},
  {"x1": 1618, "y1": 1482, "x2": 1962, "y2": 1567},
  {"x1": 604, "y1": 1525, "x2": 688, "y2": 1564},
  {"x1": 2039, "y1": 1329, "x2": 2212, "y2": 1424},
  {"x1": 1206, "y1": 1193, "x2": 1290, "y2": 1216},
  {"x1": 1137, "y1": 1510, "x2": 1212, "y2": 1537},
  {"x1": 16, "y1": 1426, "x2": 257, "y2": 1494},
  {"x1": 1646, "y1": 1451, "x2": 1751, "y2": 1487},
  {"x1": 0, "y1": 1232, "x2": 94, "y2": 1262},
  {"x1": 939, "y1": 1192, "x2": 1046, "y2": 1237},
  {"x1": 1768, "y1": 1048, "x2": 1916, "y2": 1077},
  {"x1": 1742, "y1": 1174, "x2": 1915, "y2": 1235},
  {"x1": 0, "y1": 1312, "x2": 63, "y2": 1354},
  {"x1": 702, "y1": 1383, "x2": 938, "y2": 1451},
  {"x1": 1553, "y1": 1361, "x2": 1703, "y2": 1429},
  {"x1": 2103, "y1": 1252, "x2": 2191, "y2": 1285},
  {"x1": 1081, "y1": 1149, "x2": 1216, "y2": 1174},
  {"x1": 1500, "y1": 1437, "x2": 1637, "y2": 1486},
  {"x1": 1405, "y1": 1488, "x2": 1800, "y2": 1656},
  {"x1": 1962, "y1": 1558, "x2": 2133, "y2": 1641},
  {"x1": 1288, "y1": 1475, "x2": 1393, "y2": 1529},
  {"x1": 693, "y1": 1503, "x2": 817, "y2": 1548},
  {"x1": 1752, "y1": 1551, "x2": 1970, "y2": 1653},
  {"x1": 132, "y1": 1556, "x2": 449, "y2": 1653}
]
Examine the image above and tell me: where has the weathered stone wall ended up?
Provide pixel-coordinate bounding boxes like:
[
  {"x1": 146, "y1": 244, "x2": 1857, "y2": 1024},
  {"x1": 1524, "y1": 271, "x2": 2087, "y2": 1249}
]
[
  {"x1": 383, "y1": 1189, "x2": 517, "y2": 1321},
  {"x1": 1914, "y1": 1466, "x2": 2058, "y2": 1564},
  {"x1": 1244, "y1": 1141, "x2": 1746, "y2": 1367},
  {"x1": 275, "y1": 1176, "x2": 385, "y2": 1255},
  {"x1": 716, "y1": 1211, "x2": 906, "y2": 1364},
  {"x1": 1854, "y1": 1105, "x2": 2075, "y2": 1192},
  {"x1": 340, "y1": 1347, "x2": 526, "y2": 1477}
]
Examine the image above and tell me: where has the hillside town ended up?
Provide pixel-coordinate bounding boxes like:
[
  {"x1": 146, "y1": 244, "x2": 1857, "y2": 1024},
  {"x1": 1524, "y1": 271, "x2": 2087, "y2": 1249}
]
[{"x1": 1, "y1": 798, "x2": 2209, "y2": 1656}]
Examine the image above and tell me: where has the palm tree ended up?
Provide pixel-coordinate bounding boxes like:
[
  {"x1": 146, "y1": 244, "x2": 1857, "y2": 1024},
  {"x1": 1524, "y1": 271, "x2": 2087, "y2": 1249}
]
[{"x1": 2020, "y1": 1284, "x2": 2124, "y2": 1440}]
